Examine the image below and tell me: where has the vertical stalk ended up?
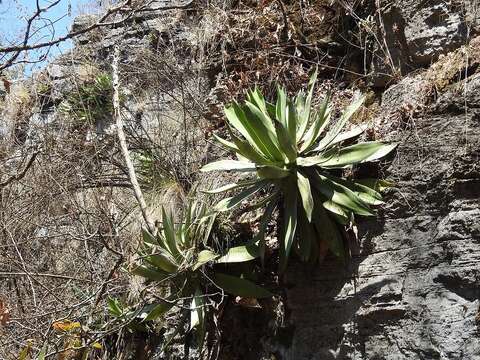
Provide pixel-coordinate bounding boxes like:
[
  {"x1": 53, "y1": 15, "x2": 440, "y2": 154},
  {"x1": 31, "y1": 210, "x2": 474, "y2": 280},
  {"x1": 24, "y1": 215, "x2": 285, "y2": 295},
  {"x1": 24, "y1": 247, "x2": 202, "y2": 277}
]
[{"x1": 112, "y1": 45, "x2": 155, "y2": 234}]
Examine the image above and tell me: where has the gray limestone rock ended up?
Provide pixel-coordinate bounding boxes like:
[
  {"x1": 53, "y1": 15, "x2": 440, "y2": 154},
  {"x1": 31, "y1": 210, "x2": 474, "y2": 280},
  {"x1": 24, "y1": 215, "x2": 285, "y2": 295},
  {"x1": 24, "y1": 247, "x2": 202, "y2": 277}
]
[
  {"x1": 404, "y1": 2, "x2": 468, "y2": 64},
  {"x1": 434, "y1": 73, "x2": 480, "y2": 114},
  {"x1": 70, "y1": 14, "x2": 98, "y2": 44},
  {"x1": 284, "y1": 75, "x2": 480, "y2": 359},
  {"x1": 370, "y1": 0, "x2": 469, "y2": 87}
]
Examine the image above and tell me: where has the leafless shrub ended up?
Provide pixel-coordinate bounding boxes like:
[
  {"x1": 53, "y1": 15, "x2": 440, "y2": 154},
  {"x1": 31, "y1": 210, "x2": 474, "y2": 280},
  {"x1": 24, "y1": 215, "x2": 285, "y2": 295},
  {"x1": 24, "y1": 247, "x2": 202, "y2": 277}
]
[{"x1": 0, "y1": 4, "x2": 217, "y2": 357}]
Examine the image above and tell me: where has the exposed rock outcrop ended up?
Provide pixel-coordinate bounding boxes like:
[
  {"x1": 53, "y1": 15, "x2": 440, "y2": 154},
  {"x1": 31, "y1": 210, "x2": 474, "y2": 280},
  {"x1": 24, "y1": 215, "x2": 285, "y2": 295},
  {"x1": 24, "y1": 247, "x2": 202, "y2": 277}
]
[
  {"x1": 370, "y1": 0, "x2": 476, "y2": 87},
  {"x1": 285, "y1": 42, "x2": 480, "y2": 359}
]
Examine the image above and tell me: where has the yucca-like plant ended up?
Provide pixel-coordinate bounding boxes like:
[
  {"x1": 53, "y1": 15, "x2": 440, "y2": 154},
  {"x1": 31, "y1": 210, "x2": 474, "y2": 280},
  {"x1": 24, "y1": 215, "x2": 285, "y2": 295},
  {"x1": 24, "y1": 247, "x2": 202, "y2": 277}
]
[
  {"x1": 132, "y1": 201, "x2": 272, "y2": 349},
  {"x1": 201, "y1": 71, "x2": 397, "y2": 270}
]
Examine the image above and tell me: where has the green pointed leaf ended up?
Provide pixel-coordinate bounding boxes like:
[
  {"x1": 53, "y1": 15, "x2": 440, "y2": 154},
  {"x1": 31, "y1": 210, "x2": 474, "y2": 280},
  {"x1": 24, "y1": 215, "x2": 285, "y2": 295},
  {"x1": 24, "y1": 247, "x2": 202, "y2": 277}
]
[
  {"x1": 201, "y1": 179, "x2": 261, "y2": 194},
  {"x1": 286, "y1": 100, "x2": 297, "y2": 144},
  {"x1": 212, "y1": 134, "x2": 240, "y2": 153},
  {"x1": 315, "y1": 95, "x2": 365, "y2": 151},
  {"x1": 227, "y1": 124, "x2": 272, "y2": 165},
  {"x1": 37, "y1": 344, "x2": 48, "y2": 360},
  {"x1": 280, "y1": 182, "x2": 298, "y2": 271},
  {"x1": 147, "y1": 250, "x2": 178, "y2": 273},
  {"x1": 322, "y1": 174, "x2": 384, "y2": 206},
  {"x1": 266, "y1": 101, "x2": 276, "y2": 118},
  {"x1": 244, "y1": 101, "x2": 284, "y2": 161},
  {"x1": 224, "y1": 103, "x2": 261, "y2": 151},
  {"x1": 190, "y1": 288, "x2": 205, "y2": 330},
  {"x1": 248, "y1": 87, "x2": 269, "y2": 116},
  {"x1": 200, "y1": 159, "x2": 256, "y2": 172},
  {"x1": 193, "y1": 250, "x2": 219, "y2": 270},
  {"x1": 274, "y1": 120, "x2": 297, "y2": 162},
  {"x1": 352, "y1": 189, "x2": 383, "y2": 206},
  {"x1": 142, "y1": 228, "x2": 157, "y2": 245},
  {"x1": 321, "y1": 200, "x2": 350, "y2": 225},
  {"x1": 310, "y1": 171, "x2": 373, "y2": 216},
  {"x1": 178, "y1": 223, "x2": 187, "y2": 247},
  {"x1": 300, "y1": 91, "x2": 331, "y2": 152},
  {"x1": 191, "y1": 288, "x2": 206, "y2": 350},
  {"x1": 201, "y1": 212, "x2": 217, "y2": 245},
  {"x1": 257, "y1": 165, "x2": 291, "y2": 179},
  {"x1": 326, "y1": 125, "x2": 366, "y2": 148},
  {"x1": 312, "y1": 194, "x2": 345, "y2": 259},
  {"x1": 295, "y1": 91, "x2": 307, "y2": 137},
  {"x1": 144, "y1": 299, "x2": 174, "y2": 321},
  {"x1": 317, "y1": 142, "x2": 398, "y2": 168},
  {"x1": 107, "y1": 297, "x2": 123, "y2": 317},
  {"x1": 185, "y1": 200, "x2": 195, "y2": 228},
  {"x1": 297, "y1": 171, "x2": 314, "y2": 222},
  {"x1": 131, "y1": 265, "x2": 169, "y2": 281},
  {"x1": 214, "y1": 181, "x2": 268, "y2": 212},
  {"x1": 356, "y1": 178, "x2": 396, "y2": 192},
  {"x1": 181, "y1": 226, "x2": 192, "y2": 250},
  {"x1": 201, "y1": 182, "x2": 240, "y2": 194},
  {"x1": 18, "y1": 342, "x2": 31, "y2": 360},
  {"x1": 275, "y1": 86, "x2": 288, "y2": 129},
  {"x1": 296, "y1": 155, "x2": 326, "y2": 167},
  {"x1": 297, "y1": 68, "x2": 318, "y2": 142},
  {"x1": 161, "y1": 208, "x2": 180, "y2": 258},
  {"x1": 236, "y1": 152, "x2": 250, "y2": 162},
  {"x1": 226, "y1": 101, "x2": 281, "y2": 161},
  {"x1": 214, "y1": 273, "x2": 273, "y2": 298},
  {"x1": 216, "y1": 243, "x2": 260, "y2": 263}
]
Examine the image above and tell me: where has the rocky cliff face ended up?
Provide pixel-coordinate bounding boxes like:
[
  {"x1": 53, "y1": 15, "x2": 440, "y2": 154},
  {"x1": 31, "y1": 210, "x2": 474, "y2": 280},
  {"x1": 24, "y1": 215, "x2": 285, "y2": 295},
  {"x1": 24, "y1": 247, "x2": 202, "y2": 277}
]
[
  {"x1": 285, "y1": 39, "x2": 480, "y2": 360},
  {"x1": 370, "y1": 0, "x2": 478, "y2": 87}
]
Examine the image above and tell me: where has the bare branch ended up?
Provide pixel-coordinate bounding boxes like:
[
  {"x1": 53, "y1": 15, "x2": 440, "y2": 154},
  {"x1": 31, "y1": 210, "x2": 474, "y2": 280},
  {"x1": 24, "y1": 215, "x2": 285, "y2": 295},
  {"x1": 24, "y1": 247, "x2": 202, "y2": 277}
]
[
  {"x1": 0, "y1": 0, "x2": 195, "y2": 72},
  {"x1": 0, "y1": 151, "x2": 38, "y2": 187}
]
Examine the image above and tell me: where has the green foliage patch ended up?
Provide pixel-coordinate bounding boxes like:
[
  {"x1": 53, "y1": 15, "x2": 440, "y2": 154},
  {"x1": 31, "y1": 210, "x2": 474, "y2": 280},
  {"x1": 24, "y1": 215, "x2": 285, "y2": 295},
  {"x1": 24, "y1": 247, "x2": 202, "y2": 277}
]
[
  {"x1": 59, "y1": 73, "x2": 113, "y2": 126},
  {"x1": 108, "y1": 71, "x2": 397, "y2": 355},
  {"x1": 201, "y1": 70, "x2": 397, "y2": 271},
  {"x1": 130, "y1": 200, "x2": 272, "y2": 351}
]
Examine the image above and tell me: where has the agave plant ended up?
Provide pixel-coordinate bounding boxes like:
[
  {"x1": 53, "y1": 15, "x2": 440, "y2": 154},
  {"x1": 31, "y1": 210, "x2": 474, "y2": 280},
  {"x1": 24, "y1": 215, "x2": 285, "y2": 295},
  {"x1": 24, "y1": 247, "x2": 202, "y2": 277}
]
[
  {"x1": 59, "y1": 73, "x2": 113, "y2": 125},
  {"x1": 201, "y1": 71, "x2": 397, "y2": 270},
  {"x1": 132, "y1": 201, "x2": 272, "y2": 349}
]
